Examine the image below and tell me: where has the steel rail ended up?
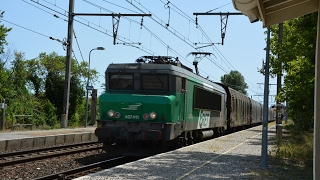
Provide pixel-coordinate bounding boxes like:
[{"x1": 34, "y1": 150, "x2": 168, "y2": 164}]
[
  {"x1": 0, "y1": 145, "x2": 102, "y2": 167},
  {"x1": 33, "y1": 156, "x2": 141, "y2": 180},
  {"x1": 0, "y1": 141, "x2": 99, "y2": 158}
]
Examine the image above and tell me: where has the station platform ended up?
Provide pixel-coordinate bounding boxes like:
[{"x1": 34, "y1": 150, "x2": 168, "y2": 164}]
[
  {"x1": 0, "y1": 127, "x2": 97, "y2": 152},
  {"x1": 75, "y1": 124, "x2": 276, "y2": 180}
]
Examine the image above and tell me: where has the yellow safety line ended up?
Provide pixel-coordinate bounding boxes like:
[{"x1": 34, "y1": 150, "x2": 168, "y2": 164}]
[{"x1": 176, "y1": 132, "x2": 262, "y2": 180}]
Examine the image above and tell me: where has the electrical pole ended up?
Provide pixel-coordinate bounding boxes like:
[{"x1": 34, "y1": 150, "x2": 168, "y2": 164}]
[
  {"x1": 276, "y1": 22, "x2": 283, "y2": 143},
  {"x1": 61, "y1": 0, "x2": 74, "y2": 128},
  {"x1": 261, "y1": 26, "x2": 271, "y2": 168},
  {"x1": 61, "y1": 1, "x2": 151, "y2": 128},
  {"x1": 193, "y1": 12, "x2": 242, "y2": 46}
]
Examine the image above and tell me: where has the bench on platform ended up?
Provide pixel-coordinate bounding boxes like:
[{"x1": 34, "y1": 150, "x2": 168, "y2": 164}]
[
  {"x1": 12, "y1": 115, "x2": 33, "y2": 131},
  {"x1": 12, "y1": 123, "x2": 33, "y2": 130}
]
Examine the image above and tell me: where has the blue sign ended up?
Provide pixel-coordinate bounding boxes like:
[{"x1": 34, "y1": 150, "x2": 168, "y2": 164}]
[{"x1": 86, "y1": 86, "x2": 94, "y2": 90}]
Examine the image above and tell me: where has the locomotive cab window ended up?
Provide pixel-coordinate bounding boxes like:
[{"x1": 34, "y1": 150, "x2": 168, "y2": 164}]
[
  {"x1": 141, "y1": 74, "x2": 168, "y2": 91},
  {"x1": 109, "y1": 73, "x2": 134, "y2": 90}
]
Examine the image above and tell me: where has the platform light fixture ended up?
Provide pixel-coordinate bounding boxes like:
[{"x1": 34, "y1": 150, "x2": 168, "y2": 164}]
[{"x1": 85, "y1": 47, "x2": 105, "y2": 127}]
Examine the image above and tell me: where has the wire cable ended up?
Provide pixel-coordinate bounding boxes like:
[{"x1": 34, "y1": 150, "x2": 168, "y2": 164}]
[
  {"x1": 26, "y1": 0, "x2": 259, "y2": 95},
  {"x1": 1, "y1": 18, "x2": 67, "y2": 49},
  {"x1": 26, "y1": 0, "x2": 158, "y2": 56},
  {"x1": 73, "y1": 29, "x2": 85, "y2": 63},
  {"x1": 1, "y1": 19, "x2": 49, "y2": 39},
  {"x1": 166, "y1": 1, "x2": 260, "y2": 93},
  {"x1": 101, "y1": 0, "x2": 140, "y2": 14},
  {"x1": 206, "y1": 3, "x2": 231, "y2": 13}
]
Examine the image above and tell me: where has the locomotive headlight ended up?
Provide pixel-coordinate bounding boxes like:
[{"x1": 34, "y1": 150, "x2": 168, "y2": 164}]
[
  {"x1": 108, "y1": 110, "x2": 115, "y2": 118},
  {"x1": 149, "y1": 111, "x2": 157, "y2": 120}
]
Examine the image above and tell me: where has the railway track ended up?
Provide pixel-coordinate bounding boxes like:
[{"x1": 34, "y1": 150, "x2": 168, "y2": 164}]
[
  {"x1": 34, "y1": 156, "x2": 141, "y2": 180},
  {"x1": 0, "y1": 141, "x2": 102, "y2": 167}
]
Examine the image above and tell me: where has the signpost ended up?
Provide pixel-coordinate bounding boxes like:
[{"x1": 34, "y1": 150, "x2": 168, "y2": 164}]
[{"x1": 86, "y1": 86, "x2": 94, "y2": 91}]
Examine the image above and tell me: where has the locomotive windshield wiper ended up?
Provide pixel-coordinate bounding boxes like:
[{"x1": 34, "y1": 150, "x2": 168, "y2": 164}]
[
  {"x1": 114, "y1": 71, "x2": 122, "y2": 88},
  {"x1": 149, "y1": 70, "x2": 164, "y2": 88},
  {"x1": 155, "y1": 74, "x2": 164, "y2": 88}
]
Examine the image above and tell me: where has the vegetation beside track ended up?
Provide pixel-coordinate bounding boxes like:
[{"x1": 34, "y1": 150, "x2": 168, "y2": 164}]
[{"x1": 251, "y1": 119, "x2": 313, "y2": 179}]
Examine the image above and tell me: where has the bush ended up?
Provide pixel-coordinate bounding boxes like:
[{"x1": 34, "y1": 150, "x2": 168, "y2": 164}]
[{"x1": 275, "y1": 120, "x2": 313, "y2": 167}]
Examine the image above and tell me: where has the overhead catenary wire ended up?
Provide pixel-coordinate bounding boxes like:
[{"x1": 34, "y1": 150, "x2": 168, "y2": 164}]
[
  {"x1": 27, "y1": 0, "x2": 157, "y2": 56},
  {"x1": 206, "y1": 2, "x2": 232, "y2": 13},
  {"x1": 72, "y1": 29, "x2": 85, "y2": 63},
  {"x1": 1, "y1": 19, "x2": 49, "y2": 39},
  {"x1": 129, "y1": 0, "x2": 232, "y2": 74},
  {"x1": 1, "y1": 18, "x2": 67, "y2": 48},
  {"x1": 76, "y1": 0, "x2": 200, "y2": 68},
  {"x1": 36, "y1": 0, "x2": 227, "y2": 81},
  {"x1": 126, "y1": 0, "x2": 228, "y2": 75},
  {"x1": 15, "y1": 0, "x2": 157, "y2": 75},
  {"x1": 157, "y1": 0, "x2": 235, "y2": 70},
  {"x1": 157, "y1": 0, "x2": 260, "y2": 93},
  {"x1": 23, "y1": 0, "x2": 83, "y2": 64},
  {"x1": 101, "y1": 0, "x2": 140, "y2": 14},
  {"x1": 1, "y1": 18, "x2": 87, "y2": 84},
  {"x1": 128, "y1": 0, "x2": 242, "y2": 84},
  {"x1": 83, "y1": 0, "x2": 254, "y2": 91},
  {"x1": 23, "y1": 0, "x2": 259, "y2": 95}
]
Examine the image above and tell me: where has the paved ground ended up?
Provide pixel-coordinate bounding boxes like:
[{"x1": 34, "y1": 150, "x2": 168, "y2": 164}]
[{"x1": 0, "y1": 127, "x2": 95, "y2": 141}]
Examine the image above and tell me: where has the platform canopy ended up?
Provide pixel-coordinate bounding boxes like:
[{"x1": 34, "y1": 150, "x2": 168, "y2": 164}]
[{"x1": 232, "y1": 0, "x2": 319, "y2": 27}]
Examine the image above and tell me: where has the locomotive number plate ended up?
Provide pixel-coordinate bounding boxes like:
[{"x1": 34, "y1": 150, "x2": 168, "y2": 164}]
[{"x1": 125, "y1": 115, "x2": 140, "y2": 120}]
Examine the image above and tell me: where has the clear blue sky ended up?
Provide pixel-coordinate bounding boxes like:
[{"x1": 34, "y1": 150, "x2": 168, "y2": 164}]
[{"x1": 1, "y1": 0, "x2": 278, "y2": 104}]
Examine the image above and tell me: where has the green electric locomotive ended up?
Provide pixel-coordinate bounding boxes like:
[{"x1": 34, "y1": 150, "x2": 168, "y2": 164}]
[{"x1": 95, "y1": 56, "x2": 228, "y2": 150}]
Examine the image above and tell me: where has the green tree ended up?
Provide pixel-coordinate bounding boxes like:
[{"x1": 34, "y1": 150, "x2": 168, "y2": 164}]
[
  {"x1": 45, "y1": 71, "x2": 64, "y2": 119},
  {"x1": 0, "y1": 49, "x2": 99, "y2": 129},
  {"x1": 11, "y1": 51, "x2": 28, "y2": 96},
  {"x1": 0, "y1": 11, "x2": 13, "y2": 100},
  {"x1": 38, "y1": 52, "x2": 93, "y2": 127},
  {"x1": 220, "y1": 70, "x2": 248, "y2": 95},
  {"x1": 69, "y1": 74, "x2": 85, "y2": 126},
  {"x1": 0, "y1": 11, "x2": 12, "y2": 54},
  {"x1": 269, "y1": 13, "x2": 316, "y2": 131},
  {"x1": 0, "y1": 65, "x2": 14, "y2": 100},
  {"x1": 26, "y1": 58, "x2": 43, "y2": 97}
]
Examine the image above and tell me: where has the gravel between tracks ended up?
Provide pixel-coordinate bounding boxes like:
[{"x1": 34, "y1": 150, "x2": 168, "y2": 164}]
[
  {"x1": 0, "y1": 147, "x2": 116, "y2": 179},
  {"x1": 77, "y1": 125, "x2": 278, "y2": 180}
]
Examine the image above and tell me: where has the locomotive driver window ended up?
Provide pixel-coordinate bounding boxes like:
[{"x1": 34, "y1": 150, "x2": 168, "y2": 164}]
[
  {"x1": 142, "y1": 74, "x2": 169, "y2": 91},
  {"x1": 109, "y1": 73, "x2": 134, "y2": 90}
]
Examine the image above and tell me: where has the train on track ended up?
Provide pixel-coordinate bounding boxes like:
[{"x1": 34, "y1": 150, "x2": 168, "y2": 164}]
[{"x1": 95, "y1": 56, "x2": 275, "y2": 151}]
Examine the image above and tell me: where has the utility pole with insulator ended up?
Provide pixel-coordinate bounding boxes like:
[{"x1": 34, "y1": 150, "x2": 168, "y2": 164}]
[
  {"x1": 61, "y1": 0, "x2": 74, "y2": 128},
  {"x1": 61, "y1": 0, "x2": 151, "y2": 128}
]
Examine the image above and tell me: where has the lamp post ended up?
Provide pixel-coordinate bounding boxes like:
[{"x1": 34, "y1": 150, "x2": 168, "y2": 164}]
[{"x1": 85, "y1": 47, "x2": 105, "y2": 127}]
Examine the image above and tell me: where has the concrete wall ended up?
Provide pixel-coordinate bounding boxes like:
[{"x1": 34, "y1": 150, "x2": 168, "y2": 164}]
[{"x1": 0, "y1": 132, "x2": 97, "y2": 152}]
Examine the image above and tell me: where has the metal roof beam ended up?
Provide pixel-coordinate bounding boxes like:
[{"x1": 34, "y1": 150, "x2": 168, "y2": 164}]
[{"x1": 264, "y1": 0, "x2": 318, "y2": 27}]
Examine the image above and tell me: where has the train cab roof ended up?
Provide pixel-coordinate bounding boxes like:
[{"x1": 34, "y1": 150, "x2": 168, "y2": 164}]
[
  {"x1": 106, "y1": 56, "x2": 226, "y2": 94},
  {"x1": 106, "y1": 56, "x2": 192, "y2": 73}
]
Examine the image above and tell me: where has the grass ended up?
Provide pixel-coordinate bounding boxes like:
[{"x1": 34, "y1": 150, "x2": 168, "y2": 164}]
[
  {"x1": 251, "y1": 120, "x2": 313, "y2": 179},
  {"x1": 275, "y1": 120, "x2": 313, "y2": 167}
]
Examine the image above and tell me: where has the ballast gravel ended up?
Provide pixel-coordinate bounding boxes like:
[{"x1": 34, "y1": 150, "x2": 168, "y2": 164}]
[{"x1": 0, "y1": 148, "x2": 117, "y2": 180}]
